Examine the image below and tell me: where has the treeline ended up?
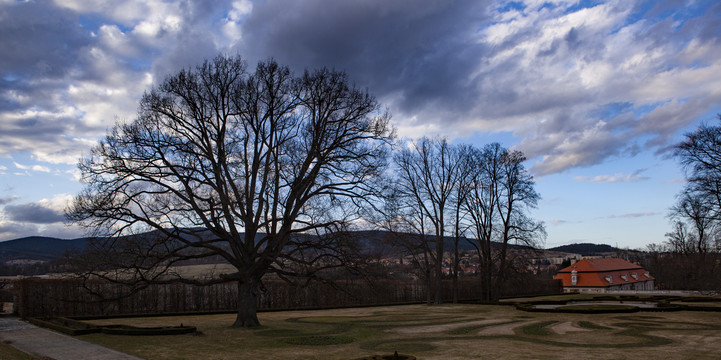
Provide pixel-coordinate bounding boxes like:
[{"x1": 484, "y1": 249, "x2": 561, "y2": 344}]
[{"x1": 372, "y1": 139, "x2": 545, "y2": 304}]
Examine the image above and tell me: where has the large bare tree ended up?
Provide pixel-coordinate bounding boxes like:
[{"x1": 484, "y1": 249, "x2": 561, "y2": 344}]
[{"x1": 67, "y1": 55, "x2": 393, "y2": 327}]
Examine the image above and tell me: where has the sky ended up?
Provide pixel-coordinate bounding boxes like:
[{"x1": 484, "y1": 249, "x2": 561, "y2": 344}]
[{"x1": 1, "y1": 0, "x2": 720, "y2": 249}]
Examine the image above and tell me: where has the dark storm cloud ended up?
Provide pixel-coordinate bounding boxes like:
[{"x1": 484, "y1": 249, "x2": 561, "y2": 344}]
[
  {"x1": 1, "y1": 0, "x2": 720, "y2": 179},
  {"x1": 0, "y1": 1, "x2": 154, "y2": 163},
  {"x1": 0, "y1": 2, "x2": 89, "y2": 80},
  {"x1": 0, "y1": 1, "x2": 99, "y2": 161},
  {"x1": 236, "y1": 0, "x2": 492, "y2": 122},
  {"x1": 147, "y1": 0, "x2": 237, "y2": 79},
  {"x1": 0, "y1": 1, "x2": 93, "y2": 119},
  {"x1": 5, "y1": 202, "x2": 65, "y2": 224}
]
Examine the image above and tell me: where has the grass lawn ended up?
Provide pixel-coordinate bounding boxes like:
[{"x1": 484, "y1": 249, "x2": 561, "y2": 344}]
[
  {"x1": 79, "y1": 303, "x2": 721, "y2": 360},
  {"x1": 0, "y1": 342, "x2": 32, "y2": 360}
]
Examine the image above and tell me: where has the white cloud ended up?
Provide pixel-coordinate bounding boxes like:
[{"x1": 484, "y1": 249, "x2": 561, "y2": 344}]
[
  {"x1": 605, "y1": 212, "x2": 658, "y2": 219},
  {"x1": 3, "y1": 0, "x2": 721, "y2": 186},
  {"x1": 574, "y1": 172, "x2": 649, "y2": 183},
  {"x1": 476, "y1": 1, "x2": 721, "y2": 174},
  {"x1": 13, "y1": 162, "x2": 50, "y2": 172}
]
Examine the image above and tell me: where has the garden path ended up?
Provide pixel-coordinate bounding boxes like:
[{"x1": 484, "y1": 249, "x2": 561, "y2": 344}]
[{"x1": 0, "y1": 316, "x2": 144, "y2": 360}]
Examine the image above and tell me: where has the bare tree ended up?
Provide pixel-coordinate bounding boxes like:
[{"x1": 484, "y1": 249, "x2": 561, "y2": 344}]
[
  {"x1": 675, "y1": 116, "x2": 721, "y2": 219},
  {"x1": 494, "y1": 149, "x2": 544, "y2": 297},
  {"x1": 668, "y1": 190, "x2": 717, "y2": 254},
  {"x1": 463, "y1": 143, "x2": 544, "y2": 301},
  {"x1": 648, "y1": 116, "x2": 721, "y2": 291},
  {"x1": 67, "y1": 55, "x2": 393, "y2": 327},
  {"x1": 450, "y1": 144, "x2": 473, "y2": 303},
  {"x1": 393, "y1": 137, "x2": 464, "y2": 304},
  {"x1": 463, "y1": 143, "x2": 503, "y2": 301}
]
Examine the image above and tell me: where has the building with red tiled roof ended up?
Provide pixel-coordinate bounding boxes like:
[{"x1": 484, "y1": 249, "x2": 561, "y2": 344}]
[{"x1": 554, "y1": 258, "x2": 654, "y2": 293}]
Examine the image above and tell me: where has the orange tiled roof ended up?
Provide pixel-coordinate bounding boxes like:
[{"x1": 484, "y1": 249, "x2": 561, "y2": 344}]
[{"x1": 553, "y1": 258, "x2": 654, "y2": 287}]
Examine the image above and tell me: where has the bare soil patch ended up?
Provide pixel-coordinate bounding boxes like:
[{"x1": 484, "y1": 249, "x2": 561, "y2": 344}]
[{"x1": 548, "y1": 321, "x2": 593, "y2": 335}]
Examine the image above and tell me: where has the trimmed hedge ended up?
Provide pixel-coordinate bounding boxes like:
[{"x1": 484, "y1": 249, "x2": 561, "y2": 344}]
[
  {"x1": 514, "y1": 303, "x2": 640, "y2": 314},
  {"x1": 353, "y1": 354, "x2": 416, "y2": 360},
  {"x1": 100, "y1": 324, "x2": 196, "y2": 336},
  {"x1": 26, "y1": 317, "x2": 100, "y2": 336},
  {"x1": 27, "y1": 317, "x2": 196, "y2": 336},
  {"x1": 14, "y1": 277, "x2": 562, "y2": 318},
  {"x1": 553, "y1": 304, "x2": 640, "y2": 314}
]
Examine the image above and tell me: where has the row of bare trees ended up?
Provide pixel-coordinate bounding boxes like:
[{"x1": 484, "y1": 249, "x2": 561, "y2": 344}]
[
  {"x1": 66, "y1": 54, "x2": 544, "y2": 327},
  {"x1": 648, "y1": 116, "x2": 721, "y2": 291},
  {"x1": 375, "y1": 139, "x2": 545, "y2": 304}
]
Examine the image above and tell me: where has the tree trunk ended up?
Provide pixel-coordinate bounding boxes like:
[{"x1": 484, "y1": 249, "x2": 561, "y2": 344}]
[
  {"x1": 425, "y1": 268, "x2": 433, "y2": 305},
  {"x1": 452, "y1": 236, "x2": 459, "y2": 304},
  {"x1": 233, "y1": 279, "x2": 260, "y2": 327},
  {"x1": 435, "y1": 235, "x2": 443, "y2": 304}
]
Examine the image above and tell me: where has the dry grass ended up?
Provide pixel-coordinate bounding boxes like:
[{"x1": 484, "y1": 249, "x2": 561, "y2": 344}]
[{"x1": 78, "y1": 304, "x2": 721, "y2": 360}]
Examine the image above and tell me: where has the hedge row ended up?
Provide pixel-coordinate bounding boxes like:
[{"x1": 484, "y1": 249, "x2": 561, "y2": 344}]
[{"x1": 14, "y1": 277, "x2": 561, "y2": 318}]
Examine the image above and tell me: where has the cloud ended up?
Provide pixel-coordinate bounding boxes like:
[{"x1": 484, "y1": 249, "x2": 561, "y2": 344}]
[
  {"x1": 0, "y1": 0, "x2": 249, "y2": 167},
  {"x1": 13, "y1": 162, "x2": 51, "y2": 173},
  {"x1": 235, "y1": 0, "x2": 492, "y2": 134},
  {"x1": 0, "y1": 221, "x2": 85, "y2": 241},
  {"x1": 2, "y1": 0, "x2": 721, "y2": 180},
  {"x1": 4, "y1": 203, "x2": 65, "y2": 224},
  {"x1": 0, "y1": 194, "x2": 86, "y2": 240},
  {"x1": 605, "y1": 212, "x2": 658, "y2": 219},
  {"x1": 2, "y1": 194, "x2": 72, "y2": 224},
  {"x1": 574, "y1": 169, "x2": 650, "y2": 183},
  {"x1": 0, "y1": 196, "x2": 17, "y2": 205},
  {"x1": 0, "y1": 222, "x2": 39, "y2": 240},
  {"x1": 234, "y1": 0, "x2": 721, "y2": 175}
]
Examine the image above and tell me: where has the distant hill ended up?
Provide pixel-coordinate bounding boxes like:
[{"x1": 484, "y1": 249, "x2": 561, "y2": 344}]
[
  {"x1": 547, "y1": 243, "x2": 619, "y2": 256},
  {"x1": 0, "y1": 230, "x2": 524, "y2": 265},
  {"x1": 0, "y1": 236, "x2": 88, "y2": 262}
]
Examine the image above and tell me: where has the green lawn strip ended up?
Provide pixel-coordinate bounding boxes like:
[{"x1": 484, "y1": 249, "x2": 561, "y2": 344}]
[
  {"x1": 0, "y1": 342, "x2": 32, "y2": 360},
  {"x1": 577, "y1": 321, "x2": 611, "y2": 330},
  {"x1": 360, "y1": 336, "x2": 443, "y2": 353},
  {"x1": 505, "y1": 331, "x2": 674, "y2": 349},
  {"x1": 615, "y1": 315, "x2": 664, "y2": 321},
  {"x1": 282, "y1": 334, "x2": 355, "y2": 346},
  {"x1": 368, "y1": 317, "x2": 479, "y2": 329},
  {"x1": 287, "y1": 314, "x2": 474, "y2": 333},
  {"x1": 447, "y1": 320, "x2": 520, "y2": 335}
]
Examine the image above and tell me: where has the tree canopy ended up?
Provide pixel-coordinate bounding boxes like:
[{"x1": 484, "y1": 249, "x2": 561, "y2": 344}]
[{"x1": 67, "y1": 55, "x2": 393, "y2": 327}]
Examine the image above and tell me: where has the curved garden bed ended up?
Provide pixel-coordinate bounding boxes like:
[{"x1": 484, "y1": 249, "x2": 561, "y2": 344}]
[
  {"x1": 28, "y1": 317, "x2": 196, "y2": 336},
  {"x1": 100, "y1": 324, "x2": 196, "y2": 336},
  {"x1": 353, "y1": 352, "x2": 416, "y2": 360},
  {"x1": 515, "y1": 296, "x2": 690, "y2": 313}
]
